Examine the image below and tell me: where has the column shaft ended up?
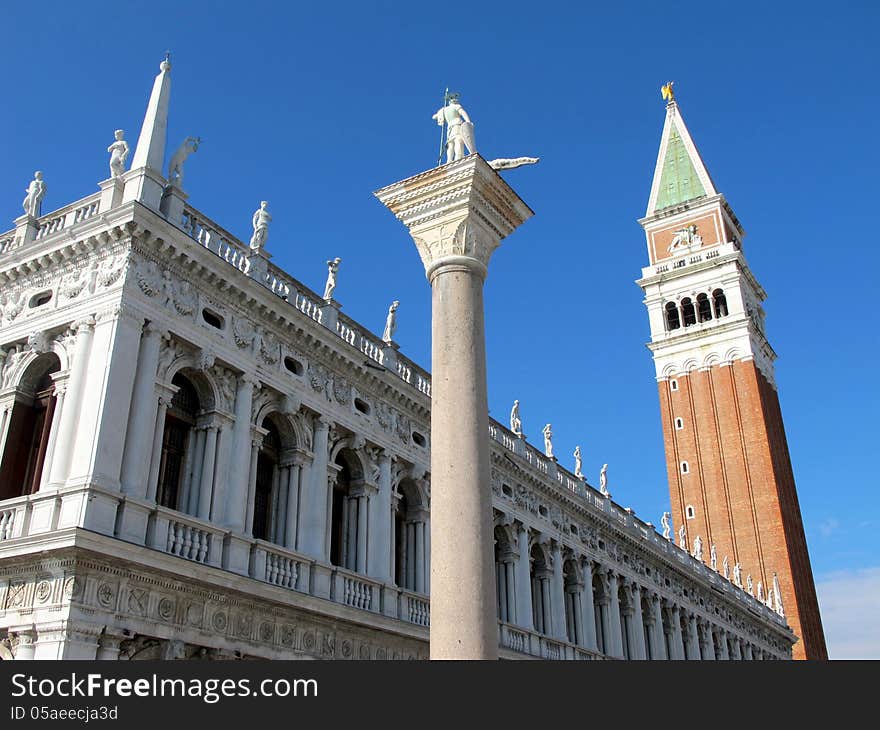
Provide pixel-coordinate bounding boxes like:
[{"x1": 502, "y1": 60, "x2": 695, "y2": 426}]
[{"x1": 197, "y1": 427, "x2": 218, "y2": 520}]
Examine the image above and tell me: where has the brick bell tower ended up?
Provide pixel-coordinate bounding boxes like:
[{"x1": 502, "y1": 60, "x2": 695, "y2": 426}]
[{"x1": 636, "y1": 87, "x2": 827, "y2": 660}]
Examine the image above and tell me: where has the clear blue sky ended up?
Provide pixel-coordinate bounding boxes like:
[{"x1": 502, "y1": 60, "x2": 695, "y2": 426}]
[{"x1": 2, "y1": 1, "x2": 877, "y2": 655}]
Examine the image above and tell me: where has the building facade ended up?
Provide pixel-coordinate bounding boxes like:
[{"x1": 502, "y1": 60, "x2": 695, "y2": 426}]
[
  {"x1": 636, "y1": 97, "x2": 827, "y2": 659},
  {"x1": 0, "y1": 61, "x2": 793, "y2": 660}
]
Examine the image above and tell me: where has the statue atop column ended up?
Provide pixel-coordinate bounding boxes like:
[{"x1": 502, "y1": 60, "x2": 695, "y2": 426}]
[
  {"x1": 509, "y1": 400, "x2": 523, "y2": 436},
  {"x1": 108, "y1": 130, "x2": 130, "y2": 179},
  {"x1": 542, "y1": 423, "x2": 553, "y2": 458},
  {"x1": 382, "y1": 300, "x2": 399, "y2": 343},
  {"x1": 433, "y1": 92, "x2": 476, "y2": 164},
  {"x1": 22, "y1": 171, "x2": 46, "y2": 217},
  {"x1": 323, "y1": 257, "x2": 342, "y2": 300},
  {"x1": 599, "y1": 463, "x2": 610, "y2": 497},
  {"x1": 573, "y1": 445, "x2": 583, "y2": 478},
  {"x1": 661, "y1": 511, "x2": 671, "y2": 540},
  {"x1": 167, "y1": 136, "x2": 201, "y2": 188},
  {"x1": 249, "y1": 201, "x2": 271, "y2": 251}
]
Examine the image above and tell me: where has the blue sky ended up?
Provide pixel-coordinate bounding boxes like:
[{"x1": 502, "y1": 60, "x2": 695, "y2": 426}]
[{"x1": 2, "y1": 1, "x2": 877, "y2": 656}]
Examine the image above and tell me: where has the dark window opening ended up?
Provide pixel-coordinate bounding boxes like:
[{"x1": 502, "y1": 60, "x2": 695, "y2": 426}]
[
  {"x1": 156, "y1": 373, "x2": 200, "y2": 511},
  {"x1": 697, "y1": 293, "x2": 712, "y2": 322},
  {"x1": 713, "y1": 289, "x2": 728, "y2": 318},
  {"x1": 29, "y1": 291, "x2": 53, "y2": 308},
  {"x1": 201, "y1": 309, "x2": 224, "y2": 329},
  {"x1": 411, "y1": 431, "x2": 426, "y2": 447},
  {"x1": 284, "y1": 356, "x2": 304, "y2": 376},
  {"x1": 681, "y1": 298, "x2": 697, "y2": 327},
  {"x1": 354, "y1": 398, "x2": 370, "y2": 415},
  {"x1": 665, "y1": 302, "x2": 680, "y2": 331}
]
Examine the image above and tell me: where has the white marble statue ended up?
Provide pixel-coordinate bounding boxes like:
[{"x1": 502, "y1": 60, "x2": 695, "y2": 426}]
[
  {"x1": 678, "y1": 525, "x2": 686, "y2": 550},
  {"x1": 249, "y1": 201, "x2": 271, "y2": 250},
  {"x1": 107, "y1": 129, "x2": 130, "y2": 179},
  {"x1": 22, "y1": 171, "x2": 46, "y2": 218},
  {"x1": 433, "y1": 93, "x2": 476, "y2": 164},
  {"x1": 667, "y1": 223, "x2": 703, "y2": 253},
  {"x1": 757, "y1": 581, "x2": 764, "y2": 601},
  {"x1": 509, "y1": 400, "x2": 523, "y2": 436},
  {"x1": 661, "y1": 511, "x2": 671, "y2": 540},
  {"x1": 542, "y1": 423, "x2": 553, "y2": 458},
  {"x1": 573, "y1": 445, "x2": 583, "y2": 478},
  {"x1": 772, "y1": 573, "x2": 784, "y2": 616},
  {"x1": 323, "y1": 257, "x2": 342, "y2": 300},
  {"x1": 733, "y1": 562, "x2": 742, "y2": 588},
  {"x1": 487, "y1": 157, "x2": 540, "y2": 170},
  {"x1": 746, "y1": 574, "x2": 754, "y2": 596},
  {"x1": 722, "y1": 555, "x2": 730, "y2": 579},
  {"x1": 710, "y1": 543, "x2": 717, "y2": 571},
  {"x1": 766, "y1": 586, "x2": 775, "y2": 610},
  {"x1": 167, "y1": 136, "x2": 201, "y2": 188},
  {"x1": 693, "y1": 535, "x2": 703, "y2": 562},
  {"x1": 382, "y1": 300, "x2": 399, "y2": 344},
  {"x1": 599, "y1": 463, "x2": 610, "y2": 497}
]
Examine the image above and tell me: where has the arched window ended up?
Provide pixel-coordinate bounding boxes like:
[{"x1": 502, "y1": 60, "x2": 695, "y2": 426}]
[
  {"x1": 330, "y1": 450, "x2": 365, "y2": 572},
  {"x1": 563, "y1": 559, "x2": 582, "y2": 645},
  {"x1": 697, "y1": 293, "x2": 712, "y2": 322},
  {"x1": 156, "y1": 373, "x2": 199, "y2": 511},
  {"x1": 664, "y1": 302, "x2": 681, "y2": 331},
  {"x1": 713, "y1": 289, "x2": 728, "y2": 318},
  {"x1": 0, "y1": 354, "x2": 60, "y2": 499},
  {"x1": 252, "y1": 421, "x2": 281, "y2": 542},
  {"x1": 392, "y1": 478, "x2": 428, "y2": 593},
  {"x1": 681, "y1": 298, "x2": 697, "y2": 327},
  {"x1": 530, "y1": 544, "x2": 551, "y2": 635}
]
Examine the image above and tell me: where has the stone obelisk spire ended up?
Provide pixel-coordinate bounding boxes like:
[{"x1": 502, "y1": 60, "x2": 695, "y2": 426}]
[
  {"x1": 122, "y1": 57, "x2": 172, "y2": 210},
  {"x1": 376, "y1": 154, "x2": 533, "y2": 659}
]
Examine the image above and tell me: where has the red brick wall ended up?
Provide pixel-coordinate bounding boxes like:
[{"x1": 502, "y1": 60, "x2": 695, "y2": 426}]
[{"x1": 657, "y1": 360, "x2": 827, "y2": 659}]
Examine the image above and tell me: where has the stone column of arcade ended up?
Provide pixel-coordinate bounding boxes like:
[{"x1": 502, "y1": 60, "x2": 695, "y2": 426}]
[{"x1": 376, "y1": 152, "x2": 533, "y2": 659}]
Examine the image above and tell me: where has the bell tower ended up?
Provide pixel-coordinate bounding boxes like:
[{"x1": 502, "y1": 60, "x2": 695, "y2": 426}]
[{"x1": 636, "y1": 89, "x2": 827, "y2": 659}]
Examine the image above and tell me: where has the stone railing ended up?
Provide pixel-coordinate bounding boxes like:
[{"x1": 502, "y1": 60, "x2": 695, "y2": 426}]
[
  {"x1": 0, "y1": 507, "x2": 17, "y2": 540},
  {"x1": 181, "y1": 205, "x2": 250, "y2": 273},
  {"x1": 147, "y1": 507, "x2": 224, "y2": 567},
  {"x1": 337, "y1": 313, "x2": 386, "y2": 368},
  {"x1": 0, "y1": 193, "x2": 102, "y2": 256},
  {"x1": 400, "y1": 590, "x2": 430, "y2": 627},
  {"x1": 499, "y1": 622, "x2": 604, "y2": 660},
  {"x1": 252, "y1": 541, "x2": 310, "y2": 592},
  {"x1": 331, "y1": 567, "x2": 381, "y2": 612},
  {"x1": 644, "y1": 241, "x2": 738, "y2": 278}
]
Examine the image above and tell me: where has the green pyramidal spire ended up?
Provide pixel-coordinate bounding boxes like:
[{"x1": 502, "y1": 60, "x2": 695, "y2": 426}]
[{"x1": 647, "y1": 101, "x2": 717, "y2": 215}]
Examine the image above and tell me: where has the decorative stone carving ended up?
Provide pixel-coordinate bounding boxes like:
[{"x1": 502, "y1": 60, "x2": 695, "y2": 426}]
[
  {"x1": 212, "y1": 611, "x2": 228, "y2": 632},
  {"x1": 249, "y1": 201, "x2": 271, "y2": 251},
  {"x1": 259, "y1": 621, "x2": 274, "y2": 643},
  {"x1": 215, "y1": 368, "x2": 236, "y2": 412},
  {"x1": 128, "y1": 588, "x2": 148, "y2": 615},
  {"x1": 97, "y1": 582, "x2": 116, "y2": 608},
  {"x1": 167, "y1": 136, "x2": 201, "y2": 188},
  {"x1": 157, "y1": 596, "x2": 176, "y2": 621},
  {"x1": 308, "y1": 362, "x2": 329, "y2": 396},
  {"x1": 22, "y1": 171, "x2": 46, "y2": 217},
  {"x1": 232, "y1": 316, "x2": 257, "y2": 350},
  {"x1": 382, "y1": 300, "x2": 399, "y2": 344},
  {"x1": 27, "y1": 330, "x2": 52, "y2": 354},
  {"x1": 173, "y1": 280, "x2": 198, "y2": 316},
  {"x1": 395, "y1": 412, "x2": 411, "y2": 445},
  {"x1": 61, "y1": 260, "x2": 99, "y2": 300},
  {"x1": 34, "y1": 579, "x2": 52, "y2": 603},
  {"x1": 0, "y1": 292, "x2": 27, "y2": 324},
  {"x1": 667, "y1": 224, "x2": 702, "y2": 253},
  {"x1": 134, "y1": 260, "x2": 165, "y2": 297},
  {"x1": 98, "y1": 253, "x2": 128, "y2": 288},
  {"x1": 375, "y1": 402, "x2": 393, "y2": 432},
  {"x1": 108, "y1": 129, "x2": 130, "y2": 178},
  {"x1": 432, "y1": 92, "x2": 476, "y2": 164},
  {"x1": 323, "y1": 257, "x2": 341, "y2": 300},
  {"x1": 487, "y1": 156, "x2": 540, "y2": 170},
  {"x1": 333, "y1": 376, "x2": 350, "y2": 405}
]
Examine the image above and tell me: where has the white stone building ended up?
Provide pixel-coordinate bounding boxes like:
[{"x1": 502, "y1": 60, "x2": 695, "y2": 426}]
[{"x1": 0, "y1": 61, "x2": 793, "y2": 660}]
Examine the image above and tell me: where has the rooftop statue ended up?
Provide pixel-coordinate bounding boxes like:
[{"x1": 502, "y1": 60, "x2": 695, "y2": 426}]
[
  {"x1": 323, "y1": 257, "x2": 342, "y2": 300},
  {"x1": 678, "y1": 524, "x2": 686, "y2": 550},
  {"x1": 433, "y1": 92, "x2": 476, "y2": 164},
  {"x1": 599, "y1": 463, "x2": 610, "y2": 497},
  {"x1": 382, "y1": 300, "x2": 399, "y2": 344},
  {"x1": 250, "y1": 201, "x2": 271, "y2": 251},
  {"x1": 661, "y1": 80, "x2": 675, "y2": 102},
  {"x1": 22, "y1": 171, "x2": 46, "y2": 218},
  {"x1": 542, "y1": 423, "x2": 554, "y2": 458},
  {"x1": 573, "y1": 445, "x2": 583, "y2": 479},
  {"x1": 168, "y1": 136, "x2": 201, "y2": 189},
  {"x1": 693, "y1": 535, "x2": 703, "y2": 562},
  {"x1": 661, "y1": 511, "x2": 671, "y2": 540},
  {"x1": 108, "y1": 130, "x2": 130, "y2": 179},
  {"x1": 509, "y1": 400, "x2": 523, "y2": 436},
  {"x1": 710, "y1": 543, "x2": 717, "y2": 571},
  {"x1": 722, "y1": 555, "x2": 730, "y2": 580}
]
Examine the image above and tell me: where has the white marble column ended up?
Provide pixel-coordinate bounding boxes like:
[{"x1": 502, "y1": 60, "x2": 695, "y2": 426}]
[
  {"x1": 687, "y1": 614, "x2": 702, "y2": 660},
  {"x1": 145, "y1": 395, "x2": 170, "y2": 504},
  {"x1": 119, "y1": 323, "x2": 163, "y2": 495},
  {"x1": 717, "y1": 628, "x2": 729, "y2": 660},
  {"x1": 367, "y1": 451, "x2": 392, "y2": 581},
  {"x1": 504, "y1": 561, "x2": 517, "y2": 624},
  {"x1": 284, "y1": 461, "x2": 301, "y2": 549},
  {"x1": 38, "y1": 375, "x2": 67, "y2": 489},
  {"x1": 377, "y1": 156, "x2": 532, "y2": 659},
  {"x1": 226, "y1": 374, "x2": 257, "y2": 532},
  {"x1": 11, "y1": 629, "x2": 36, "y2": 660},
  {"x1": 210, "y1": 420, "x2": 233, "y2": 522},
  {"x1": 670, "y1": 605, "x2": 686, "y2": 660},
  {"x1": 651, "y1": 594, "x2": 667, "y2": 660},
  {"x1": 275, "y1": 467, "x2": 290, "y2": 542},
  {"x1": 515, "y1": 526, "x2": 533, "y2": 630},
  {"x1": 184, "y1": 426, "x2": 206, "y2": 513},
  {"x1": 356, "y1": 494, "x2": 369, "y2": 574},
  {"x1": 607, "y1": 572, "x2": 625, "y2": 658},
  {"x1": 580, "y1": 560, "x2": 598, "y2": 652},
  {"x1": 299, "y1": 416, "x2": 330, "y2": 559},
  {"x1": 197, "y1": 425, "x2": 218, "y2": 520},
  {"x1": 630, "y1": 583, "x2": 647, "y2": 659},
  {"x1": 550, "y1": 543, "x2": 567, "y2": 641},
  {"x1": 46, "y1": 317, "x2": 95, "y2": 487},
  {"x1": 703, "y1": 623, "x2": 718, "y2": 660},
  {"x1": 244, "y1": 434, "x2": 261, "y2": 535},
  {"x1": 414, "y1": 519, "x2": 426, "y2": 593}
]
